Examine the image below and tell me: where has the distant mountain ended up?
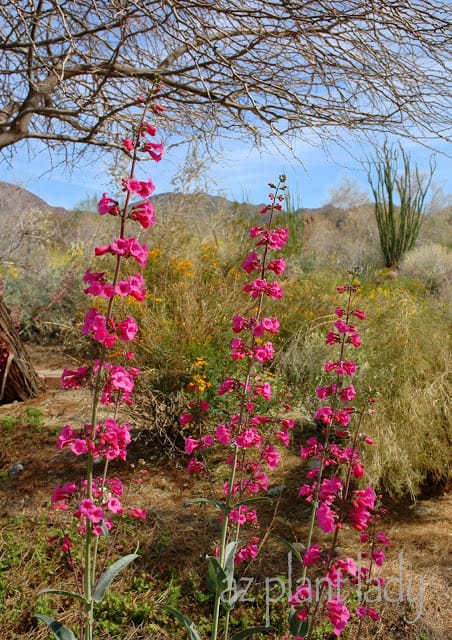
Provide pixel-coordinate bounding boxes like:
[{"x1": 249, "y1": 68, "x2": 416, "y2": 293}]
[
  {"x1": 0, "y1": 180, "x2": 326, "y2": 222},
  {"x1": 0, "y1": 181, "x2": 67, "y2": 218}
]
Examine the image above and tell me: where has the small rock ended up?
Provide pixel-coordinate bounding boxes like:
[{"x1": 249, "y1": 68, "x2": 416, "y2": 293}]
[
  {"x1": 267, "y1": 484, "x2": 286, "y2": 497},
  {"x1": 8, "y1": 463, "x2": 24, "y2": 476}
]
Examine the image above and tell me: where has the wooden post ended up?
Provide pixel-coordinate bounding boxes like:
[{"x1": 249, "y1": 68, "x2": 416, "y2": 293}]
[{"x1": 0, "y1": 297, "x2": 45, "y2": 403}]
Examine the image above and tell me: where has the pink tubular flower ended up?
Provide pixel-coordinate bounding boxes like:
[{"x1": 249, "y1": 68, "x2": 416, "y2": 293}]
[
  {"x1": 334, "y1": 360, "x2": 357, "y2": 376},
  {"x1": 253, "y1": 316, "x2": 280, "y2": 336},
  {"x1": 218, "y1": 378, "x2": 237, "y2": 395},
  {"x1": 61, "y1": 366, "x2": 89, "y2": 390},
  {"x1": 231, "y1": 337, "x2": 248, "y2": 360},
  {"x1": 236, "y1": 428, "x2": 263, "y2": 448},
  {"x1": 242, "y1": 252, "x2": 261, "y2": 273},
  {"x1": 145, "y1": 123, "x2": 157, "y2": 136},
  {"x1": 96, "y1": 237, "x2": 148, "y2": 267},
  {"x1": 57, "y1": 425, "x2": 75, "y2": 450},
  {"x1": 130, "y1": 507, "x2": 147, "y2": 520},
  {"x1": 106, "y1": 497, "x2": 124, "y2": 515},
  {"x1": 229, "y1": 505, "x2": 257, "y2": 525},
  {"x1": 326, "y1": 331, "x2": 340, "y2": 345},
  {"x1": 276, "y1": 428, "x2": 290, "y2": 445},
  {"x1": 326, "y1": 599, "x2": 350, "y2": 636},
  {"x1": 253, "y1": 381, "x2": 272, "y2": 400},
  {"x1": 267, "y1": 257, "x2": 286, "y2": 274},
  {"x1": 98, "y1": 193, "x2": 120, "y2": 216},
  {"x1": 123, "y1": 178, "x2": 155, "y2": 197},
  {"x1": 302, "y1": 545, "x2": 322, "y2": 567},
  {"x1": 315, "y1": 406, "x2": 333, "y2": 424},
  {"x1": 357, "y1": 606, "x2": 379, "y2": 621},
  {"x1": 339, "y1": 385, "x2": 356, "y2": 401},
  {"x1": 335, "y1": 319, "x2": 353, "y2": 334},
  {"x1": 51, "y1": 481, "x2": 78, "y2": 506},
  {"x1": 77, "y1": 498, "x2": 105, "y2": 524},
  {"x1": 122, "y1": 138, "x2": 134, "y2": 152},
  {"x1": 243, "y1": 278, "x2": 267, "y2": 298},
  {"x1": 184, "y1": 437, "x2": 200, "y2": 455},
  {"x1": 129, "y1": 199, "x2": 155, "y2": 228},
  {"x1": 262, "y1": 444, "x2": 281, "y2": 469},
  {"x1": 377, "y1": 531, "x2": 390, "y2": 546},
  {"x1": 142, "y1": 141, "x2": 164, "y2": 162},
  {"x1": 348, "y1": 332, "x2": 362, "y2": 347},
  {"x1": 252, "y1": 341, "x2": 274, "y2": 362},
  {"x1": 187, "y1": 458, "x2": 205, "y2": 474},
  {"x1": 116, "y1": 316, "x2": 139, "y2": 342},
  {"x1": 215, "y1": 424, "x2": 231, "y2": 444},
  {"x1": 71, "y1": 439, "x2": 89, "y2": 456},
  {"x1": 232, "y1": 315, "x2": 249, "y2": 333},
  {"x1": 371, "y1": 549, "x2": 386, "y2": 566},
  {"x1": 316, "y1": 502, "x2": 336, "y2": 533},
  {"x1": 61, "y1": 534, "x2": 74, "y2": 553},
  {"x1": 234, "y1": 537, "x2": 259, "y2": 564},
  {"x1": 289, "y1": 582, "x2": 312, "y2": 606}
]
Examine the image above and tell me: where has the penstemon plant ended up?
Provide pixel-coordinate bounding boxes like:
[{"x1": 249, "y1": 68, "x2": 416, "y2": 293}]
[
  {"x1": 170, "y1": 176, "x2": 295, "y2": 640},
  {"x1": 288, "y1": 273, "x2": 389, "y2": 639},
  {"x1": 34, "y1": 88, "x2": 164, "y2": 640}
]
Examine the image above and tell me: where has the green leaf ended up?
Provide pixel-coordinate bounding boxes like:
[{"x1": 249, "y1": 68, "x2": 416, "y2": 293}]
[
  {"x1": 224, "y1": 541, "x2": 238, "y2": 584},
  {"x1": 93, "y1": 553, "x2": 139, "y2": 602},
  {"x1": 288, "y1": 608, "x2": 309, "y2": 636},
  {"x1": 184, "y1": 497, "x2": 225, "y2": 510},
  {"x1": 231, "y1": 627, "x2": 271, "y2": 639},
  {"x1": 37, "y1": 588, "x2": 87, "y2": 603},
  {"x1": 165, "y1": 606, "x2": 202, "y2": 640},
  {"x1": 33, "y1": 614, "x2": 77, "y2": 640},
  {"x1": 206, "y1": 556, "x2": 228, "y2": 594}
]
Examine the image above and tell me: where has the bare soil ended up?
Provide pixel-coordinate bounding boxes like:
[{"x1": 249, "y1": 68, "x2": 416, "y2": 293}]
[{"x1": 0, "y1": 343, "x2": 450, "y2": 640}]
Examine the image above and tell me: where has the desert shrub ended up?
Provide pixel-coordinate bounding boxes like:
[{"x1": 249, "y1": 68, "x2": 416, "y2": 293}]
[
  {"x1": 298, "y1": 204, "x2": 381, "y2": 273},
  {"x1": 399, "y1": 243, "x2": 452, "y2": 299},
  {"x1": 358, "y1": 281, "x2": 451, "y2": 497},
  {"x1": 135, "y1": 238, "x2": 244, "y2": 391},
  {"x1": 2, "y1": 244, "x2": 89, "y2": 340},
  {"x1": 419, "y1": 206, "x2": 452, "y2": 247}
]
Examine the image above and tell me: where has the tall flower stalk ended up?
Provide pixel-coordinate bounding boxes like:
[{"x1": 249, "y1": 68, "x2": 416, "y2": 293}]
[
  {"x1": 176, "y1": 176, "x2": 295, "y2": 640},
  {"x1": 34, "y1": 90, "x2": 163, "y2": 640},
  {"x1": 289, "y1": 272, "x2": 389, "y2": 639}
]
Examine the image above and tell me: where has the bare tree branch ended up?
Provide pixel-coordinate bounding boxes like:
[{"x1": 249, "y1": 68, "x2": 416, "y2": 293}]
[{"x1": 0, "y1": 0, "x2": 450, "y2": 162}]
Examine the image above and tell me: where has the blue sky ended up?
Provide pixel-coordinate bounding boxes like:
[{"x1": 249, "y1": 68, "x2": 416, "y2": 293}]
[{"x1": 0, "y1": 135, "x2": 450, "y2": 210}]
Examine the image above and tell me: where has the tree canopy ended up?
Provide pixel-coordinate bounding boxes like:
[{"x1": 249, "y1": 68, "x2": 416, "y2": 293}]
[{"x1": 0, "y1": 0, "x2": 451, "y2": 160}]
